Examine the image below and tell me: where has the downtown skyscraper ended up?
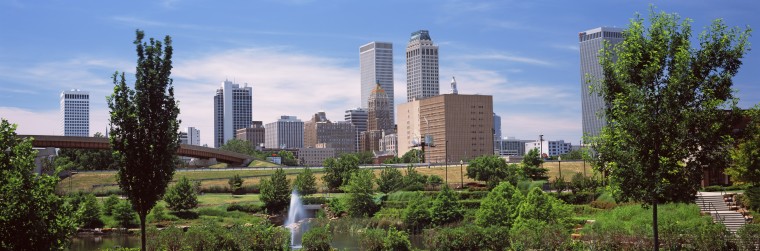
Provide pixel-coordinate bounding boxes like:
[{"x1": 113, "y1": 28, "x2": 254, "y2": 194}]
[
  {"x1": 60, "y1": 89, "x2": 89, "y2": 137},
  {"x1": 360, "y1": 42, "x2": 394, "y2": 124},
  {"x1": 406, "y1": 30, "x2": 439, "y2": 102},
  {"x1": 579, "y1": 27, "x2": 623, "y2": 140},
  {"x1": 214, "y1": 80, "x2": 252, "y2": 148}
]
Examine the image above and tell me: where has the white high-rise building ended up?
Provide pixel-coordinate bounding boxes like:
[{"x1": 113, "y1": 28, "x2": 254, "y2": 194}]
[
  {"x1": 406, "y1": 30, "x2": 439, "y2": 102},
  {"x1": 580, "y1": 27, "x2": 624, "y2": 140},
  {"x1": 360, "y1": 42, "x2": 394, "y2": 124},
  {"x1": 264, "y1": 116, "x2": 304, "y2": 149},
  {"x1": 493, "y1": 113, "x2": 502, "y2": 154},
  {"x1": 181, "y1": 127, "x2": 200, "y2": 145},
  {"x1": 214, "y1": 80, "x2": 252, "y2": 148},
  {"x1": 60, "y1": 89, "x2": 89, "y2": 137}
]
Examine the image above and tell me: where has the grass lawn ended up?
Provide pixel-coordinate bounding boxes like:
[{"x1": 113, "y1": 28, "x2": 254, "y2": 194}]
[
  {"x1": 197, "y1": 194, "x2": 260, "y2": 207},
  {"x1": 60, "y1": 162, "x2": 594, "y2": 194}
]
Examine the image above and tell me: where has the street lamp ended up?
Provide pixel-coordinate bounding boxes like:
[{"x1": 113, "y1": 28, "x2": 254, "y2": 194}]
[
  {"x1": 558, "y1": 155, "x2": 562, "y2": 182},
  {"x1": 460, "y1": 160, "x2": 464, "y2": 189},
  {"x1": 445, "y1": 140, "x2": 448, "y2": 185}
]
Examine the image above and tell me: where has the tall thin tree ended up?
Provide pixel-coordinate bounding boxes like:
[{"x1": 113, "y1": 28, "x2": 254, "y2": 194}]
[
  {"x1": 107, "y1": 29, "x2": 180, "y2": 251},
  {"x1": 591, "y1": 8, "x2": 750, "y2": 249}
]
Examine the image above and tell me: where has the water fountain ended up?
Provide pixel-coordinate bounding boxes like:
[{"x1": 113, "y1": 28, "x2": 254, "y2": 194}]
[{"x1": 285, "y1": 189, "x2": 307, "y2": 248}]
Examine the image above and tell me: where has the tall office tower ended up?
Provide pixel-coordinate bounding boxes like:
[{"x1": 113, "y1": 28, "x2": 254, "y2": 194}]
[
  {"x1": 60, "y1": 89, "x2": 90, "y2": 136},
  {"x1": 345, "y1": 108, "x2": 368, "y2": 152},
  {"x1": 360, "y1": 42, "x2": 394, "y2": 124},
  {"x1": 264, "y1": 116, "x2": 304, "y2": 149},
  {"x1": 493, "y1": 113, "x2": 502, "y2": 154},
  {"x1": 406, "y1": 30, "x2": 439, "y2": 102},
  {"x1": 579, "y1": 27, "x2": 623, "y2": 140},
  {"x1": 367, "y1": 84, "x2": 394, "y2": 132},
  {"x1": 236, "y1": 121, "x2": 266, "y2": 149},
  {"x1": 303, "y1": 112, "x2": 356, "y2": 155},
  {"x1": 397, "y1": 94, "x2": 494, "y2": 163},
  {"x1": 213, "y1": 80, "x2": 253, "y2": 148}
]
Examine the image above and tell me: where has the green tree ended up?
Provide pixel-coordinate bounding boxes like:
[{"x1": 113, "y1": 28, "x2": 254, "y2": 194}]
[
  {"x1": 402, "y1": 165, "x2": 427, "y2": 191},
  {"x1": 402, "y1": 198, "x2": 431, "y2": 233},
  {"x1": 475, "y1": 182, "x2": 523, "y2": 228},
  {"x1": 342, "y1": 169, "x2": 378, "y2": 217},
  {"x1": 107, "y1": 29, "x2": 181, "y2": 250},
  {"x1": 164, "y1": 176, "x2": 199, "y2": 212},
  {"x1": 0, "y1": 119, "x2": 79, "y2": 250},
  {"x1": 401, "y1": 149, "x2": 422, "y2": 163},
  {"x1": 591, "y1": 8, "x2": 750, "y2": 247},
  {"x1": 430, "y1": 186, "x2": 463, "y2": 226},
  {"x1": 79, "y1": 193, "x2": 105, "y2": 228},
  {"x1": 377, "y1": 166, "x2": 404, "y2": 193},
  {"x1": 514, "y1": 187, "x2": 570, "y2": 226},
  {"x1": 113, "y1": 199, "x2": 136, "y2": 229},
  {"x1": 727, "y1": 106, "x2": 760, "y2": 185},
  {"x1": 228, "y1": 174, "x2": 244, "y2": 195},
  {"x1": 521, "y1": 148, "x2": 548, "y2": 180},
  {"x1": 220, "y1": 138, "x2": 256, "y2": 155},
  {"x1": 294, "y1": 167, "x2": 317, "y2": 196},
  {"x1": 103, "y1": 194, "x2": 121, "y2": 216},
  {"x1": 383, "y1": 156, "x2": 402, "y2": 164},
  {"x1": 322, "y1": 154, "x2": 360, "y2": 191},
  {"x1": 278, "y1": 150, "x2": 298, "y2": 166},
  {"x1": 467, "y1": 155, "x2": 519, "y2": 188},
  {"x1": 260, "y1": 168, "x2": 291, "y2": 213},
  {"x1": 356, "y1": 151, "x2": 375, "y2": 164}
]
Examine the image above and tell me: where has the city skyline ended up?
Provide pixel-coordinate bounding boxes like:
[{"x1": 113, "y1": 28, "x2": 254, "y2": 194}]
[{"x1": 1, "y1": 1, "x2": 758, "y2": 147}]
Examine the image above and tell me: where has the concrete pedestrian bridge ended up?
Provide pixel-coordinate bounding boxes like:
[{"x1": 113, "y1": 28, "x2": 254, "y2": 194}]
[{"x1": 21, "y1": 135, "x2": 252, "y2": 166}]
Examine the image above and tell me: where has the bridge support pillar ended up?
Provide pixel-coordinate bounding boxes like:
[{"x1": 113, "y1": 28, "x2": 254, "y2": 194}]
[{"x1": 189, "y1": 158, "x2": 217, "y2": 168}]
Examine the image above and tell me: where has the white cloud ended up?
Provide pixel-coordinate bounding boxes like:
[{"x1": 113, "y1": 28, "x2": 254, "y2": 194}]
[
  {"x1": 455, "y1": 53, "x2": 554, "y2": 66},
  {"x1": 171, "y1": 47, "x2": 360, "y2": 146}
]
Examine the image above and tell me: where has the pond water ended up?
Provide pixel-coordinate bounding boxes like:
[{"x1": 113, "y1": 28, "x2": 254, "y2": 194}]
[{"x1": 68, "y1": 229, "x2": 423, "y2": 250}]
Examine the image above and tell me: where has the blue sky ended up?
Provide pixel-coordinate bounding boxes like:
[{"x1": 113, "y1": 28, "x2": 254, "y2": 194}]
[{"x1": 1, "y1": 0, "x2": 758, "y2": 147}]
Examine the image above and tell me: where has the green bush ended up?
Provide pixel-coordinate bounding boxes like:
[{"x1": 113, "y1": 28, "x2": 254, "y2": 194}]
[
  {"x1": 403, "y1": 200, "x2": 431, "y2": 233},
  {"x1": 227, "y1": 203, "x2": 263, "y2": 214},
  {"x1": 555, "y1": 191, "x2": 599, "y2": 204},
  {"x1": 102, "y1": 194, "x2": 120, "y2": 216},
  {"x1": 301, "y1": 196, "x2": 328, "y2": 205},
  {"x1": 509, "y1": 219, "x2": 571, "y2": 250},
  {"x1": 147, "y1": 204, "x2": 173, "y2": 222},
  {"x1": 424, "y1": 225, "x2": 510, "y2": 251},
  {"x1": 430, "y1": 186, "x2": 463, "y2": 226},
  {"x1": 228, "y1": 174, "x2": 244, "y2": 195},
  {"x1": 164, "y1": 176, "x2": 199, "y2": 212},
  {"x1": 736, "y1": 224, "x2": 760, "y2": 250},
  {"x1": 475, "y1": 182, "x2": 522, "y2": 228},
  {"x1": 515, "y1": 187, "x2": 571, "y2": 226},
  {"x1": 302, "y1": 226, "x2": 332, "y2": 251},
  {"x1": 459, "y1": 199, "x2": 481, "y2": 209},
  {"x1": 377, "y1": 166, "x2": 404, "y2": 193},
  {"x1": 383, "y1": 228, "x2": 412, "y2": 251},
  {"x1": 147, "y1": 221, "x2": 290, "y2": 250},
  {"x1": 387, "y1": 191, "x2": 430, "y2": 201},
  {"x1": 359, "y1": 228, "x2": 411, "y2": 251}
]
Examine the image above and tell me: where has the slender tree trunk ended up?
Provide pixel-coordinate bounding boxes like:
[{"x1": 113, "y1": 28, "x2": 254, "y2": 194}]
[
  {"x1": 140, "y1": 212, "x2": 147, "y2": 251},
  {"x1": 653, "y1": 200, "x2": 659, "y2": 250}
]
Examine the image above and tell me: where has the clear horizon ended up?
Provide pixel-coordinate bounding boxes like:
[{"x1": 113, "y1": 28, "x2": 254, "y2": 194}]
[{"x1": 1, "y1": 0, "x2": 758, "y2": 147}]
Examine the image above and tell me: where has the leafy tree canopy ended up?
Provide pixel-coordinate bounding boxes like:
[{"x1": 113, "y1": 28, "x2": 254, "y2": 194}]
[
  {"x1": 0, "y1": 119, "x2": 79, "y2": 250},
  {"x1": 164, "y1": 176, "x2": 199, "y2": 212}
]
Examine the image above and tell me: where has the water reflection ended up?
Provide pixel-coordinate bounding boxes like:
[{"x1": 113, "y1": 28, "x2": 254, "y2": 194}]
[{"x1": 68, "y1": 235, "x2": 140, "y2": 251}]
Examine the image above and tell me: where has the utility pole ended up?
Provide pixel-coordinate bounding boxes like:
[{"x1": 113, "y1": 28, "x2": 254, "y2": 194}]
[{"x1": 539, "y1": 134, "x2": 544, "y2": 169}]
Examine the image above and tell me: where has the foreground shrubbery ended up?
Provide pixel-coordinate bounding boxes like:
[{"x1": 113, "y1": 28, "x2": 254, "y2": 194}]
[{"x1": 147, "y1": 221, "x2": 290, "y2": 250}]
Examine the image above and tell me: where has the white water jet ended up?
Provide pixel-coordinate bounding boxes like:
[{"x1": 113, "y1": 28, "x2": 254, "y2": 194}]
[{"x1": 285, "y1": 189, "x2": 306, "y2": 247}]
